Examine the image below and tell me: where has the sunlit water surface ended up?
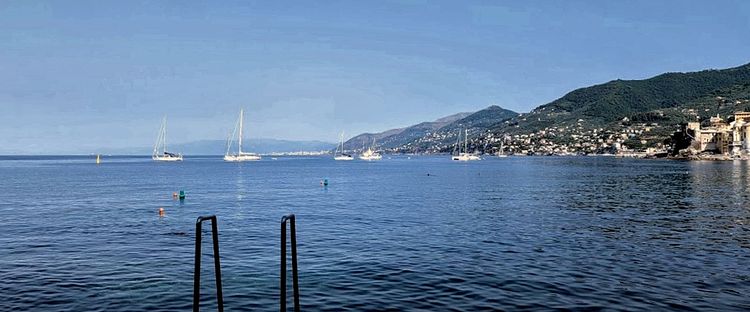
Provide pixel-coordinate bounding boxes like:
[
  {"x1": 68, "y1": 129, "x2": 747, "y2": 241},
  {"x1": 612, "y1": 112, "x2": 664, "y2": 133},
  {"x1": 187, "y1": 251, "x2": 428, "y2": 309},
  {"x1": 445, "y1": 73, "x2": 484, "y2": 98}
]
[{"x1": 1, "y1": 156, "x2": 749, "y2": 311}]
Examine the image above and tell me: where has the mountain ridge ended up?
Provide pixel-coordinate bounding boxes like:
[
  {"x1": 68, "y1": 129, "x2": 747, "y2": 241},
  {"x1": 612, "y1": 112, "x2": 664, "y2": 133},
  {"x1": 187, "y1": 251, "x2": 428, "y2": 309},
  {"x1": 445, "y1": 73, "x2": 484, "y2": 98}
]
[
  {"x1": 346, "y1": 62, "x2": 750, "y2": 154},
  {"x1": 343, "y1": 111, "x2": 475, "y2": 150}
]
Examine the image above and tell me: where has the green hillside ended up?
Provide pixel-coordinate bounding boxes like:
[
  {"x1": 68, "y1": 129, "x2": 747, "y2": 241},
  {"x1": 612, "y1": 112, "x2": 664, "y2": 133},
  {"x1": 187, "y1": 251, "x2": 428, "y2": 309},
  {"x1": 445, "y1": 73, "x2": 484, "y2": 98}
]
[
  {"x1": 497, "y1": 63, "x2": 750, "y2": 135},
  {"x1": 348, "y1": 62, "x2": 750, "y2": 154}
]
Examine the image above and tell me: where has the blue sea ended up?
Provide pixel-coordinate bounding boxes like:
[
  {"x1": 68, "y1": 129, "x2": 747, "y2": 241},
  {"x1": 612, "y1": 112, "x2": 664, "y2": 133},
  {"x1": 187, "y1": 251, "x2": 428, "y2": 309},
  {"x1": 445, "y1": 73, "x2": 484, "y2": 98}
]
[{"x1": 1, "y1": 155, "x2": 749, "y2": 311}]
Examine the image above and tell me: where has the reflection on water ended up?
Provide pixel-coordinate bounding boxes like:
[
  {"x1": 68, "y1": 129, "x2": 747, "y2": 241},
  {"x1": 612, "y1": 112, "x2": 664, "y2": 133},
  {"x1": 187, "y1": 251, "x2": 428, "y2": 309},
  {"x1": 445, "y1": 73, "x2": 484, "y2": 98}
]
[
  {"x1": 0, "y1": 156, "x2": 748, "y2": 311},
  {"x1": 235, "y1": 163, "x2": 245, "y2": 202}
]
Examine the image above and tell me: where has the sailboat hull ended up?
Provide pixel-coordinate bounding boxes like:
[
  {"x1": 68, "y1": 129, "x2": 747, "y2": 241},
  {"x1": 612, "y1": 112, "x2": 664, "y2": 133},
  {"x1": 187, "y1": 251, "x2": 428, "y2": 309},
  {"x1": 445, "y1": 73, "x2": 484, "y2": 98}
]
[
  {"x1": 452, "y1": 153, "x2": 481, "y2": 161},
  {"x1": 153, "y1": 155, "x2": 183, "y2": 161},
  {"x1": 359, "y1": 154, "x2": 382, "y2": 161},
  {"x1": 224, "y1": 154, "x2": 261, "y2": 162},
  {"x1": 334, "y1": 155, "x2": 354, "y2": 161}
]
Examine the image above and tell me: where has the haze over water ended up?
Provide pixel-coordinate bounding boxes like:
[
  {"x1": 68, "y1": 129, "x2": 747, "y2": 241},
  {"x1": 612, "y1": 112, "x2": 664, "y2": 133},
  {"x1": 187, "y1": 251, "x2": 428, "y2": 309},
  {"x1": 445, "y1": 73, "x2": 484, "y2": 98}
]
[{"x1": 1, "y1": 156, "x2": 748, "y2": 311}]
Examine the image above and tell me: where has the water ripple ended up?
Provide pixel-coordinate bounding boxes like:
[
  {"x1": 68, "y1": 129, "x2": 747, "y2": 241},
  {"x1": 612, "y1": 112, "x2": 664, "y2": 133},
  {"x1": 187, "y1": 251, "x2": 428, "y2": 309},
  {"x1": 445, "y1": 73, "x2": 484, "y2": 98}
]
[{"x1": 0, "y1": 156, "x2": 749, "y2": 310}]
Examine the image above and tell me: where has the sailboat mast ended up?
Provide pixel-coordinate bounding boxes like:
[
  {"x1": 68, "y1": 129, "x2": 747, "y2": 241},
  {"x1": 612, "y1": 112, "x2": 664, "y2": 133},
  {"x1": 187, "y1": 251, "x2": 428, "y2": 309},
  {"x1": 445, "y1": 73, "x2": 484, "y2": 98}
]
[
  {"x1": 453, "y1": 130, "x2": 460, "y2": 155},
  {"x1": 464, "y1": 129, "x2": 468, "y2": 154},
  {"x1": 238, "y1": 109, "x2": 243, "y2": 154},
  {"x1": 163, "y1": 117, "x2": 167, "y2": 154},
  {"x1": 342, "y1": 132, "x2": 346, "y2": 151},
  {"x1": 153, "y1": 122, "x2": 160, "y2": 157}
]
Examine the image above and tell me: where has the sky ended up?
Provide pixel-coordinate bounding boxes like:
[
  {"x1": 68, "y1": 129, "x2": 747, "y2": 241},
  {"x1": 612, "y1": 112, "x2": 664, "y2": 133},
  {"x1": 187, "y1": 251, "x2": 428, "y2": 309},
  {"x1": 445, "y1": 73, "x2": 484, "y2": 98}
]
[{"x1": 1, "y1": 0, "x2": 749, "y2": 154}]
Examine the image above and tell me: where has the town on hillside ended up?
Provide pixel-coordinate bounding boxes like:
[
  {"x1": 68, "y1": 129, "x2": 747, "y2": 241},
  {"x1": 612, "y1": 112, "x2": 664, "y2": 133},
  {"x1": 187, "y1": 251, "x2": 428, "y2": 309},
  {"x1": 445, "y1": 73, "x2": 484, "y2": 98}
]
[{"x1": 372, "y1": 99, "x2": 750, "y2": 159}]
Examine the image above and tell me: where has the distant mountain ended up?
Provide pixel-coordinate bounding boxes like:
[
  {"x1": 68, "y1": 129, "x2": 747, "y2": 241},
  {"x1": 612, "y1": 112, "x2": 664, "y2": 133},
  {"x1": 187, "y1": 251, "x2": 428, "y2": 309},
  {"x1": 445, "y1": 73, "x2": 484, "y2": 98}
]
[
  {"x1": 345, "y1": 106, "x2": 519, "y2": 152},
  {"x1": 394, "y1": 105, "x2": 519, "y2": 152},
  {"x1": 343, "y1": 112, "x2": 473, "y2": 150},
  {"x1": 343, "y1": 62, "x2": 750, "y2": 155},
  {"x1": 431, "y1": 105, "x2": 519, "y2": 137},
  {"x1": 105, "y1": 138, "x2": 335, "y2": 155}
]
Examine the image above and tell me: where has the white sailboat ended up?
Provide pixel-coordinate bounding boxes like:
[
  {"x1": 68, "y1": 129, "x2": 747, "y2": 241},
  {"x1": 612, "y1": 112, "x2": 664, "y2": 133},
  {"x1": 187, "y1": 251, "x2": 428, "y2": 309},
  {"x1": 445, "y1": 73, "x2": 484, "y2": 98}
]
[
  {"x1": 334, "y1": 131, "x2": 354, "y2": 161},
  {"x1": 359, "y1": 138, "x2": 382, "y2": 161},
  {"x1": 224, "y1": 108, "x2": 261, "y2": 162},
  {"x1": 497, "y1": 140, "x2": 508, "y2": 157},
  {"x1": 452, "y1": 129, "x2": 481, "y2": 161},
  {"x1": 152, "y1": 117, "x2": 183, "y2": 162}
]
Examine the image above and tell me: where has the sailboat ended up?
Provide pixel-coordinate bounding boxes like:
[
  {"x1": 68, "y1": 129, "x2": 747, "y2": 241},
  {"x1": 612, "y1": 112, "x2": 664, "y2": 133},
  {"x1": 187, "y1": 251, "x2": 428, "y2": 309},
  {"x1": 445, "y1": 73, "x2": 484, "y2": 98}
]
[
  {"x1": 224, "y1": 108, "x2": 261, "y2": 162},
  {"x1": 359, "y1": 138, "x2": 382, "y2": 161},
  {"x1": 334, "y1": 131, "x2": 354, "y2": 161},
  {"x1": 451, "y1": 129, "x2": 481, "y2": 161},
  {"x1": 497, "y1": 140, "x2": 508, "y2": 158},
  {"x1": 152, "y1": 117, "x2": 183, "y2": 162}
]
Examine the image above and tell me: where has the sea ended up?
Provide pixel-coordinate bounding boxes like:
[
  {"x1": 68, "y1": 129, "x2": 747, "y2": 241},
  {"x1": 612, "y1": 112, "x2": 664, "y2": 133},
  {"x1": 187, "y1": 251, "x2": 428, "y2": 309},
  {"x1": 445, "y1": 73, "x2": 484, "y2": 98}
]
[{"x1": 0, "y1": 155, "x2": 749, "y2": 311}]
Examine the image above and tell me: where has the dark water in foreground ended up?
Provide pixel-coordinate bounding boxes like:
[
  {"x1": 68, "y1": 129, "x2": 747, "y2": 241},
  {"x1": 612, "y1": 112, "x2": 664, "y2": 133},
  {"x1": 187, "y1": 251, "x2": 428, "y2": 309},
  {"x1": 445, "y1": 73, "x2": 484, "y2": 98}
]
[{"x1": 1, "y1": 155, "x2": 749, "y2": 311}]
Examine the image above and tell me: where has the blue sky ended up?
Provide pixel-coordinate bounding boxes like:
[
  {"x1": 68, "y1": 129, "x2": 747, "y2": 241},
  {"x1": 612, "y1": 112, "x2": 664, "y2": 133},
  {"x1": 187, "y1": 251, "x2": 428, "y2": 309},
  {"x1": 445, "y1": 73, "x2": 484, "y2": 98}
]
[{"x1": 1, "y1": 1, "x2": 749, "y2": 153}]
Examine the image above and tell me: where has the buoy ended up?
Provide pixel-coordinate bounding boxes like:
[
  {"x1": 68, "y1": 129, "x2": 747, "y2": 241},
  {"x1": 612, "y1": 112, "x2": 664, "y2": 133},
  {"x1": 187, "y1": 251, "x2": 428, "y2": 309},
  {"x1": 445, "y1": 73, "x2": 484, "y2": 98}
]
[
  {"x1": 179, "y1": 190, "x2": 186, "y2": 200},
  {"x1": 96, "y1": 154, "x2": 101, "y2": 165},
  {"x1": 158, "y1": 207, "x2": 165, "y2": 217}
]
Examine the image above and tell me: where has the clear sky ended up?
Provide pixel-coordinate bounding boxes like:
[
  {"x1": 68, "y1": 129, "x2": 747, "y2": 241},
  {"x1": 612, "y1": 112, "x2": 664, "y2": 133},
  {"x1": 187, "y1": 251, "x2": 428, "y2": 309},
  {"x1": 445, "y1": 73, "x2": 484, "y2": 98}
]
[{"x1": 1, "y1": 0, "x2": 749, "y2": 153}]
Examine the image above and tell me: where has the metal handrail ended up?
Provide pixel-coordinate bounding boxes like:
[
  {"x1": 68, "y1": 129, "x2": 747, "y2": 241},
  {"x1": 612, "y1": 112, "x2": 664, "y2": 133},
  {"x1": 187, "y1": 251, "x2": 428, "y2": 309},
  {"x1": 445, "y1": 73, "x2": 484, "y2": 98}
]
[
  {"x1": 280, "y1": 214, "x2": 300, "y2": 312},
  {"x1": 193, "y1": 215, "x2": 224, "y2": 312}
]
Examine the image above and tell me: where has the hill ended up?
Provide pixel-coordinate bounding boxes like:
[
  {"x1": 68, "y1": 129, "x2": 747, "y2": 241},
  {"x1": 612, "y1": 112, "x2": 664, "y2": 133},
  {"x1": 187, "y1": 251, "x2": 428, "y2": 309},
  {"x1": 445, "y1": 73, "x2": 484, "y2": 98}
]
[
  {"x1": 397, "y1": 105, "x2": 519, "y2": 152},
  {"x1": 496, "y1": 63, "x2": 750, "y2": 135},
  {"x1": 344, "y1": 106, "x2": 520, "y2": 152},
  {"x1": 480, "y1": 62, "x2": 750, "y2": 155},
  {"x1": 343, "y1": 112, "x2": 473, "y2": 150},
  {"x1": 344, "y1": 62, "x2": 750, "y2": 155}
]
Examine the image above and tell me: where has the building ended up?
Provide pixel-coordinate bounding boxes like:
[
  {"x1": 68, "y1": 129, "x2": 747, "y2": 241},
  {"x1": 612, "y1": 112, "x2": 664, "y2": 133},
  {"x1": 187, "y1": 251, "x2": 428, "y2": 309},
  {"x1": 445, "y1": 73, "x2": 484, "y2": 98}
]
[{"x1": 684, "y1": 112, "x2": 750, "y2": 156}]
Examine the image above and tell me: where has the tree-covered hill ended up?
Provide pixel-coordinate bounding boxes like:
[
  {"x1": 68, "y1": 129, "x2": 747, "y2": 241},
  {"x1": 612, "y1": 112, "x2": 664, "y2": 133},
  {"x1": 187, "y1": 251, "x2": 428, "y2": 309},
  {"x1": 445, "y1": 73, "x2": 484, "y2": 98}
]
[
  {"x1": 496, "y1": 63, "x2": 750, "y2": 135},
  {"x1": 345, "y1": 62, "x2": 750, "y2": 154}
]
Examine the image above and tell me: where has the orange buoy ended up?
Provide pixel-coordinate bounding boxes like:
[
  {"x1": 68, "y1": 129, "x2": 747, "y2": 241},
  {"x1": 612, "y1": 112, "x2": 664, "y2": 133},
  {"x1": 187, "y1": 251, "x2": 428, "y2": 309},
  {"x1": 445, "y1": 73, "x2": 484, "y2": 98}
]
[{"x1": 159, "y1": 207, "x2": 165, "y2": 217}]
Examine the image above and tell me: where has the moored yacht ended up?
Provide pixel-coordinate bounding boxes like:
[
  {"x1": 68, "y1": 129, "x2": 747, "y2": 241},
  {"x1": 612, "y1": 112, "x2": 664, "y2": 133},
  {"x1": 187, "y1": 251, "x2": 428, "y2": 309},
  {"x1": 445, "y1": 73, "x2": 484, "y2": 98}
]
[
  {"x1": 152, "y1": 116, "x2": 183, "y2": 162},
  {"x1": 359, "y1": 139, "x2": 382, "y2": 161},
  {"x1": 451, "y1": 129, "x2": 481, "y2": 161},
  {"x1": 224, "y1": 108, "x2": 261, "y2": 162},
  {"x1": 334, "y1": 131, "x2": 354, "y2": 161}
]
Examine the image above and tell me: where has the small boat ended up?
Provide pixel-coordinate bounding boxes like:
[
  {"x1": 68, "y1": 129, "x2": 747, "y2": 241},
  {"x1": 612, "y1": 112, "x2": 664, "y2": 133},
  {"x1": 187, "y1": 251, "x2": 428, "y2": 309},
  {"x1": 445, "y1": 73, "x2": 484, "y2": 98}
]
[
  {"x1": 224, "y1": 108, "x2": 261, "y2": 162},
  {"x1": 152, "y1": 116, "x2": 183, "y2": 162},
  {"x1": 334, "y1": 131, "x2": 354, "y2": 161},
  {"x1": 359, "y1": 138, "x2": 382, "y2": 161},
  {"x1": 451, "y1": 129, "x2": 481, "y2": 161}
]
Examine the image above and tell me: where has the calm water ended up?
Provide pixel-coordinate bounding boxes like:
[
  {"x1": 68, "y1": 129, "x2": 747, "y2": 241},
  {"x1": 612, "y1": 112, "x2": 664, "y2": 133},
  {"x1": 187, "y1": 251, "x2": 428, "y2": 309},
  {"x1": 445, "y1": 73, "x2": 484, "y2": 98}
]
[{"x1": 1, "y1": 156, "x2": 749, "y2": 311}]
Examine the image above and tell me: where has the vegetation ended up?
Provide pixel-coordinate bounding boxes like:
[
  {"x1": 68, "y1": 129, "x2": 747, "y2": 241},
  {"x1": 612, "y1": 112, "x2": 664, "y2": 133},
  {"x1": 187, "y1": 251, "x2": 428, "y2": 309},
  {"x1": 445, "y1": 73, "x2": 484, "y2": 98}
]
[{"x1": 486, "y1": 63, "x2": 750, "y2": 150}]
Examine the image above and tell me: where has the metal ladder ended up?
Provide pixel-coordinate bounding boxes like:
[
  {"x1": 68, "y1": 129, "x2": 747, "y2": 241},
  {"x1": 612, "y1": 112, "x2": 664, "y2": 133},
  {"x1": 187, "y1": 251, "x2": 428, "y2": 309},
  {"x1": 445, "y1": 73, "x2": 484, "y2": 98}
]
[
  {"x1": 280, "y1": 214, "x2": 300, "y2": 312},
  {"x1": 192, "y1": 214, "x2": 301, "y2": 312},
  {"x1": 193, "y1": 215, "x2": 224, "y2": 312}
]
